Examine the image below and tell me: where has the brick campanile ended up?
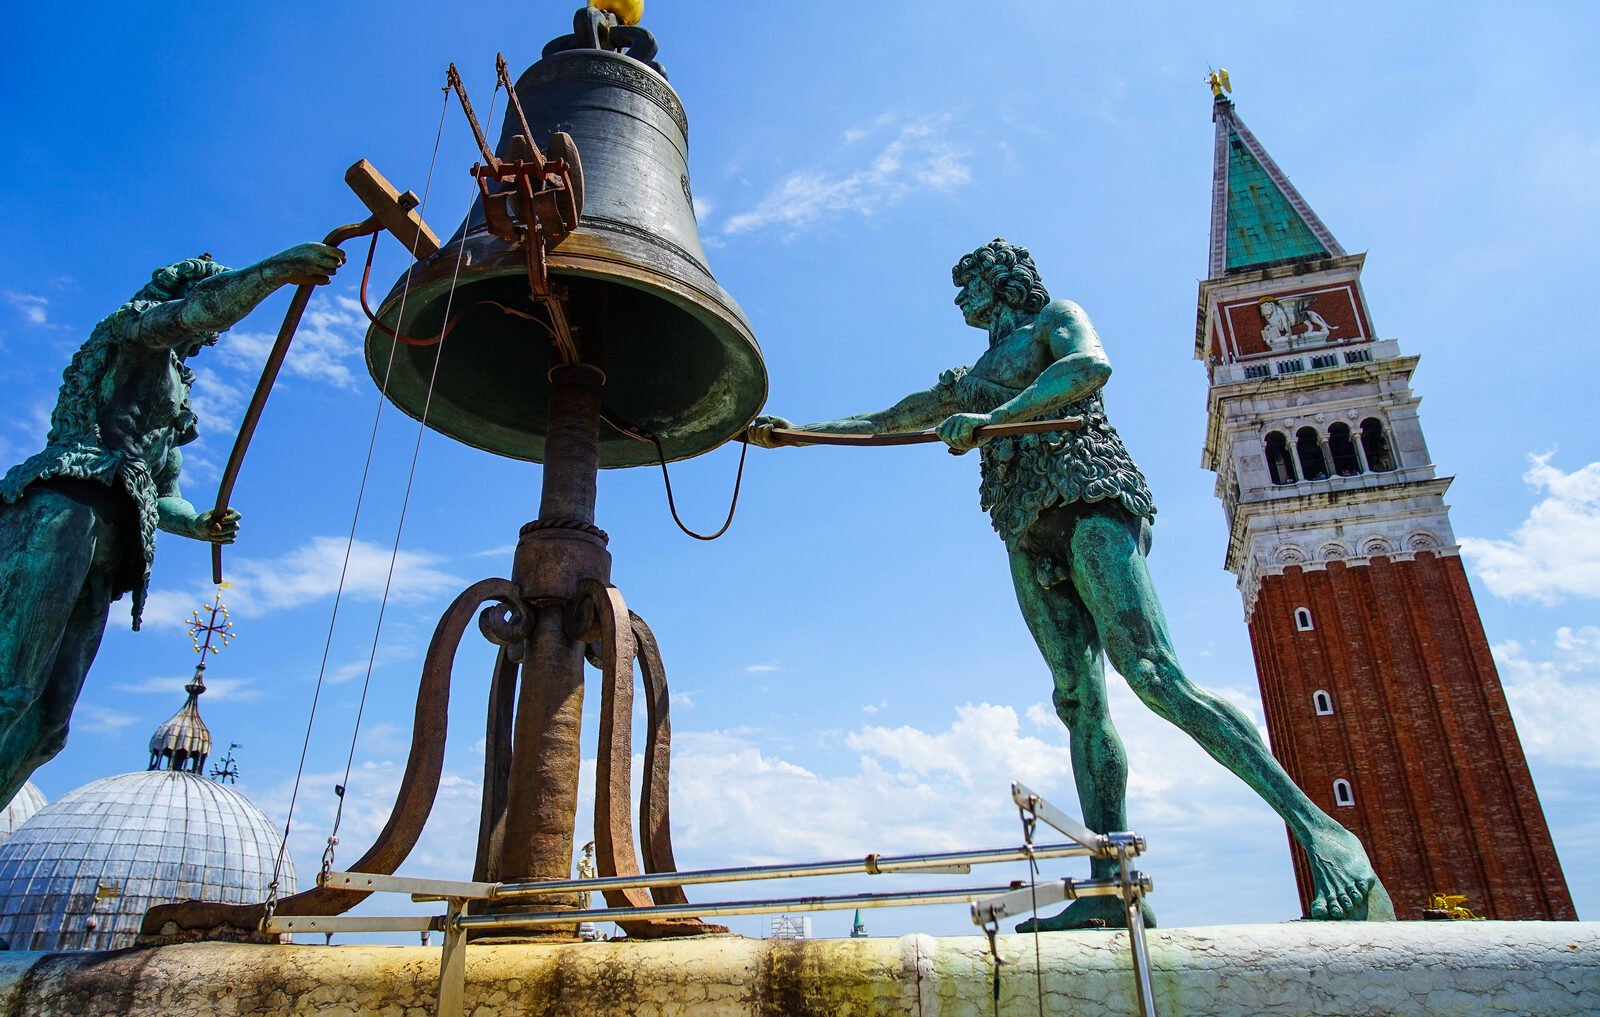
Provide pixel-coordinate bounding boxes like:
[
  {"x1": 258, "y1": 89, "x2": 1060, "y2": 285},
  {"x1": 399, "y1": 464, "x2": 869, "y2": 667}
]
[{"x1": 1194, "y1": 89, "x2": 1575, "y2": 920}]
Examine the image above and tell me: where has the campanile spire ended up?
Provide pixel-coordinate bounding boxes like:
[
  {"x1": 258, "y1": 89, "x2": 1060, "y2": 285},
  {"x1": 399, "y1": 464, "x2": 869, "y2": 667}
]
[{"x1": 1194, "y1": 84, "x2": 1575, "y2": 921}]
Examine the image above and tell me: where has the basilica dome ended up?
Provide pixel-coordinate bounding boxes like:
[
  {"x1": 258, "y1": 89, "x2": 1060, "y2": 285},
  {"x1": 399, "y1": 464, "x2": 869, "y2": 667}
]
[
  {"x1": 0, "y1": 783, "x2": 46, "y2": 842},
  {"x1": 0, "y1": 677, "x2": 294, "y2": 951}
]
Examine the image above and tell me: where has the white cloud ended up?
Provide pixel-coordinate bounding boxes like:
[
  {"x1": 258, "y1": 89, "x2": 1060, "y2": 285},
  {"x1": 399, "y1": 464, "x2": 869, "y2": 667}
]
[
  {"x1": 111, "y1": 674, "x2": 263, "y2": 703},
  {"x1": 3, "y1": 291, "x2": 49, "y2": 326},
  {"x1": 745, "y1": 662, "x2": 780, "y2": 674},
  {"x1": 224, "y1": 292, "x2": 367, "y2": 391},
  {"x1": 1461, "y1": 454, "x2": 1600, "y2": 604},
  {"x1": 246, "y1": 678, "x2": 1299, "y2": 940},
  {"x1": 74, "y1": 705, "x2": 143, "y2": 734},
  {"x1": 142, "y1": 535, "x2": 461, "y2": 628},
  {"x1": 722, "y1": 114, "x2": 971, "y2": 237},
  {"x1": 1494, "y1": 627, "x2": 1600, "y2": 768}
]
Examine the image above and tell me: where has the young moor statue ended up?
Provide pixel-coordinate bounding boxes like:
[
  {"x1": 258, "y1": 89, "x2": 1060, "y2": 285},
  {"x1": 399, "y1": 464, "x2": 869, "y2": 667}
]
[
  {"x1": 0, "y1": 242, "x2": 344, "y2": 808},
  {"x1": 749, "y1": 239, "x2": 1391, "y2": 927}
]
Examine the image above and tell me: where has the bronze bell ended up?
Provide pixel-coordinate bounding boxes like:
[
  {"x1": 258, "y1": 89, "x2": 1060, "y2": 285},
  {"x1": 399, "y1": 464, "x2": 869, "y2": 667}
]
[{"x1": 364, "y1": 33, "x2": 766, "y2": 467}]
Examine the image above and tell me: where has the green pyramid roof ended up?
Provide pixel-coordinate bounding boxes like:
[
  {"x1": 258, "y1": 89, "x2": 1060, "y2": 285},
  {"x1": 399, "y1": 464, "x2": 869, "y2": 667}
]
[{"x1": 1209, "y1": 97, "x2": 1343, "y2": 277}]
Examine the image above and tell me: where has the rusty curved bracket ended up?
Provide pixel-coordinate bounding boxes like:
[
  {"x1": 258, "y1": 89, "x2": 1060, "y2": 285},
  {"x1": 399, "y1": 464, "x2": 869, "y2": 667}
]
[
  {"x1": 143, "y1": 577, "x2": 524, "y2": 937},
  {"x1": 632, "y1": 611, "x2": 686, "y2": 906},
  {"x1": 582, "y1": 579, "x2": 653, "y2": 911},
  {"x1": 579, "y1": 580, "x2": 720, "y2": 938}
]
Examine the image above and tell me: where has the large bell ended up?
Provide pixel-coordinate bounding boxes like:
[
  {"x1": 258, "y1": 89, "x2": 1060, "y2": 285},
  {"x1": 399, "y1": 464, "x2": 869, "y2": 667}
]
[{"x1": 364, "y1": 42, "x2": 766, "y2": 467}]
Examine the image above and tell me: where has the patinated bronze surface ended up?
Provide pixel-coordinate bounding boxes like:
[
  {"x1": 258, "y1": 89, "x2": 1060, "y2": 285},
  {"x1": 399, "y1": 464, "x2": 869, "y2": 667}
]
[
  {"x1": 751, "y1": 239, "x2": 1393, "y2": 927},
  {"x1": 0, "y1": 244, "x2": 344, "y2": 811}
]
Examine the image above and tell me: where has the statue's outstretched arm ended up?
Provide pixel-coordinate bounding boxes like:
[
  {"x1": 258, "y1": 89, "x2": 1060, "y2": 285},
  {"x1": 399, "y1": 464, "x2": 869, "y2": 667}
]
[
  {"x1": 133, "y1": 243, "x2": 345, "y2": 349},
  {"x1": 154, "y1": 449, "x2": 240, "y2": 544},
  {"x1": 749, "y1": 383, "x2": 960, "y2": 447}
]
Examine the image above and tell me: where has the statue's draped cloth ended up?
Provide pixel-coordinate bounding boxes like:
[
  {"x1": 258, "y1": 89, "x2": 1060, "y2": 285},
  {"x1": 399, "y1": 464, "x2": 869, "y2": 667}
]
[
  {"x1": 0, "y1": 301, "x2": 203, "y2": 629},
  {"x1": 938, "y1": 366, "x2": 1155, "y2": 570}
]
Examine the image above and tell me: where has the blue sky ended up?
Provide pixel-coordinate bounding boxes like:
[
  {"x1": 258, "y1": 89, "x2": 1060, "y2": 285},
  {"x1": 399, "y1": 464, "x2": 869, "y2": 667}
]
[{"x1": 3, "y1": 2, "x2": 1597, "y2": 940}]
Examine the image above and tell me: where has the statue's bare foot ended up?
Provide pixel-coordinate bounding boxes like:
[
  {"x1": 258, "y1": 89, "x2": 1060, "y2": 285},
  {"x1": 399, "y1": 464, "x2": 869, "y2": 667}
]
[
  {"x1": 1305, "y1": 823, "x2": 1394, "y2": 921},
  {"x1": 1014, "y1": 895, "x2": 1156, "y2": 932}
]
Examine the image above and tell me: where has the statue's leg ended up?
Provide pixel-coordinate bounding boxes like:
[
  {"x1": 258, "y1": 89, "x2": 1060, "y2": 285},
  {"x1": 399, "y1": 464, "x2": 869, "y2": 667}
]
[
  {"x1": 1069, "y1": 505, "x2": 1389, "y2": 921},
  {"x1": 0, "y1": 486, "x2": 111, "y2": 806},
  {"x1": 1005, "y1": 542, "x2": 1153, "y2": 931}
]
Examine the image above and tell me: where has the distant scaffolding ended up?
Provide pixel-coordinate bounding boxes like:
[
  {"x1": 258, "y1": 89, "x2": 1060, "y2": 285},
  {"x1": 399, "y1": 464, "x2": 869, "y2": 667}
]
[{"x1": 769, "y1": 915, "x2": 811, "y2": 940}]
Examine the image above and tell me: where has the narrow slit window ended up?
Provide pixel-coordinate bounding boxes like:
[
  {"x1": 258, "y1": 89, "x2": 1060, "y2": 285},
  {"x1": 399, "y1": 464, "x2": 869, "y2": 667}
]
[
  {"x1": 1333, "y1": 779, "x2": 1355, "y2": 807},
  {"x1": 1313, "y1": 690, "x2": 1334, "y2": 715},
  {"x1": 1294, "y1": 607, "x2": 1314, "y2": 631},
  {"x1": 1265, "y1": 431, "x2": 1297, "y2": 485}
]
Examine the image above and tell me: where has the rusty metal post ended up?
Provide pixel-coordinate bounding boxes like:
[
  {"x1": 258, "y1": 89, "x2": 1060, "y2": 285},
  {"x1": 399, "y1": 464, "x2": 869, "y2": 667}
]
[{"x1": 487, "y1": 363, "x2": 610, "y2": 929}]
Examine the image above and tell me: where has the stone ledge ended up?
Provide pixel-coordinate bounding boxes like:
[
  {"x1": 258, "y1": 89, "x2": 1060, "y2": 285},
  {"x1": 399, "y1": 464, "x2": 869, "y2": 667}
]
[{"x1": 0, "y1": 922, "x2": 1595, "y2": 1016}]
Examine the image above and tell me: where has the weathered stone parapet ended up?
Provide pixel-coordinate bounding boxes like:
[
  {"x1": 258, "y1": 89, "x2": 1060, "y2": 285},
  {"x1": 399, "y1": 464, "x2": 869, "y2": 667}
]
[{"x1": 0, "y1": 923, "x2": 1595, "y2": 1016}]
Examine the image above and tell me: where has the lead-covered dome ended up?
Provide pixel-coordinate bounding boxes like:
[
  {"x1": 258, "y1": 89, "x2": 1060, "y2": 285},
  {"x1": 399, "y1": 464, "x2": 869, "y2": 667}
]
[
  {"x1": 0, "y1": 769, "x2": 294, "y2": 951},
  {"x1": 0, "y1": 783, "x2": 46, "y2": 842}
]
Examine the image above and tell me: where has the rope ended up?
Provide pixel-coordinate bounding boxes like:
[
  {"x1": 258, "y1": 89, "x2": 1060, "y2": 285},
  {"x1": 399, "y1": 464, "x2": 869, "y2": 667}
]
[
  {"x1": 651, "y1": 434, "x2": 748, "y2": 541},
  {"x1": 603, "y1": 409, "x2": 749, "y2": 541},
  {"x1": 322, "y1": 79, "x2": 503, "y2": 875},
  {"x1": 264, "y1": 84, "x2": 453, "y2": 916}
]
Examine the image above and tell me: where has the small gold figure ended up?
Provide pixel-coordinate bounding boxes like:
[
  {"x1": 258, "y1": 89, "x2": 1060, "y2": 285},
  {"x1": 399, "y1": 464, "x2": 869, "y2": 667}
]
[
  {"x1": 1425, "y1": 891, "x2": 1485, "y2": 920},
  {"x1": 1207, "y1": 68, "x2": 1232, "y2": 97}
]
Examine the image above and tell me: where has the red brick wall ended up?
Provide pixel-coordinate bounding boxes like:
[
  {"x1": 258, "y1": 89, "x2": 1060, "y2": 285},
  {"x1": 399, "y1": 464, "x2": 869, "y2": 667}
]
[{"x1": 1247, "y1": 553, "x2": 1576, "y2": 920}]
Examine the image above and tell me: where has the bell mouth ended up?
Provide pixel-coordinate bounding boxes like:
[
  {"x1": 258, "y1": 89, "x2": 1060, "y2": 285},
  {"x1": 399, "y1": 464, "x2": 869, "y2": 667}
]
[{"x1": 364, "y1": 227, "x2": 767, "y2": 468}]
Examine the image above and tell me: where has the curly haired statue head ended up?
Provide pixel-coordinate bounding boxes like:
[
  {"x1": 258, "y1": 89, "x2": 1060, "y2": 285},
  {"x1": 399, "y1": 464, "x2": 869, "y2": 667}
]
[
  {"x1": 45, "y1": 255, "x2": 232, "y2": 448},
  {"x1": 951, "y1": 239, "x2": 1050, "y2": 314}
]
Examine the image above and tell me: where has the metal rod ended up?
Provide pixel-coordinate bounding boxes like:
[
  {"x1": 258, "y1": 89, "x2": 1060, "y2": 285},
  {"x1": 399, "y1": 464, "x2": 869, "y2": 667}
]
[
  {"x1": 326, "y1": 841, "x2": 1096, "y2": 904},
  {"x1": 1124, "y1": 894, "x2": 1160, "y2": 1017},
  {"x1": 490, "y1": 841, "x2": 1097, "y2": 898},
  {"x1": 320, "y1": 871, "x2": 497, "y2": 901},
  {"x1": 969, "y1": 876, "x2": 1140, "y2": 926},
  {"x1": 456, "y1": 884, "x2": 1020, "y2": 931},
  {"x1": 1013, "y1": 781, "x2": 1106, "y2": 853},
  {"x1": 265, "y1": 914, "x2": 438, "y2": 934},
  {"x1": 762, "y1": 418, "x2": 1081, "y2": 448}
]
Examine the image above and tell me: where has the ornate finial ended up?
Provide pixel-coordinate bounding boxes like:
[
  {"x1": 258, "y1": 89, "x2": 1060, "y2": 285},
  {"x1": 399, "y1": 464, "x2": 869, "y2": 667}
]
[
  {"x1": 149, "y1": 588, "x2": 233, "y2": 772},
  {"x1": 188, "y1": 587, "x2": 234, "y2": 670},
  {"x1": 1206, "y1": 68, "x2": 1232, "y2": 98},
  {"x1": 210, "y1": 742, "x2": 241, "y2": 784}
]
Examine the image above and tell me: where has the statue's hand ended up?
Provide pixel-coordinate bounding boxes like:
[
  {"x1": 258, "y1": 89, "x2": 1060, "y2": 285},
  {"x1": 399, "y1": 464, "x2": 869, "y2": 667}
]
[
  {"x1": 264, "y1": 242, "x2": 346, "y2": 287},
  {"x1": 936, "y1": 412, "x2": 992, "y2": 454},
  {"x1": 191, "y1": 508, "x2": 242, "y2": 545},
  {"x1": 746, "y1": 415, "x2": 795, "y2": 448}
]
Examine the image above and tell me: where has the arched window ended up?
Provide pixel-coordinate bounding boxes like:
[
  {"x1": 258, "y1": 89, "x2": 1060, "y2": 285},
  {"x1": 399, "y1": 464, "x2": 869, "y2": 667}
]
[
  {"x1": 1361, "y1": 418, "x2": 1395, "y2": 472},
  {"x1": 1328, "y1": 422, "x2": 1362, "y2": 476},
  {"x1": 1265, "y1": 432, "x2": 1297, "y2": 485},
  {"x1": 1296, "y1": 426, "x2": 1329, "y2": 481},
  {"x1": 1294, "y1": 607, "x2": 1314, "y2": 631},
  {"x1": 1332, "y1": 779, "x2": 1355, "y2": 807},
  {"x1": 1313, "y1": 690, "x2": 1334, "y2": 715}
]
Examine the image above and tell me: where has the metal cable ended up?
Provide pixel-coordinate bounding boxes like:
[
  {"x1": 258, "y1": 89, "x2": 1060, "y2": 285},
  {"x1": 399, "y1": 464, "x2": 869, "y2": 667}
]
[
  {"x1": 323, "y1": 81, "x2": 503, "y2": 871},
  {"x1": 265, "y1": 86, "x2": 452, "y2": 914}
]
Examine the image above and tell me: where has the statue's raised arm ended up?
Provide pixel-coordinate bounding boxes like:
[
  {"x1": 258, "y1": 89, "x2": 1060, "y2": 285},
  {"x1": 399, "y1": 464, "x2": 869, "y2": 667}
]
[{"x1": 0, "y1": 242, "x2": 343, "y2": 810}]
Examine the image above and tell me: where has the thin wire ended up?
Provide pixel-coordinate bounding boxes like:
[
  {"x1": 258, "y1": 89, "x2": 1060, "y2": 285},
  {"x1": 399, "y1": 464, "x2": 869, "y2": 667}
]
[
  {"x1": 265, "y1": 86, "x2": 452, "y2": 907},
  {"x1": 1020, "y1": 805, "x2": 1046, "y2": 1017},
  {"x1": 324, "y1": 81, "x2": 503, "y2": 857}
]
